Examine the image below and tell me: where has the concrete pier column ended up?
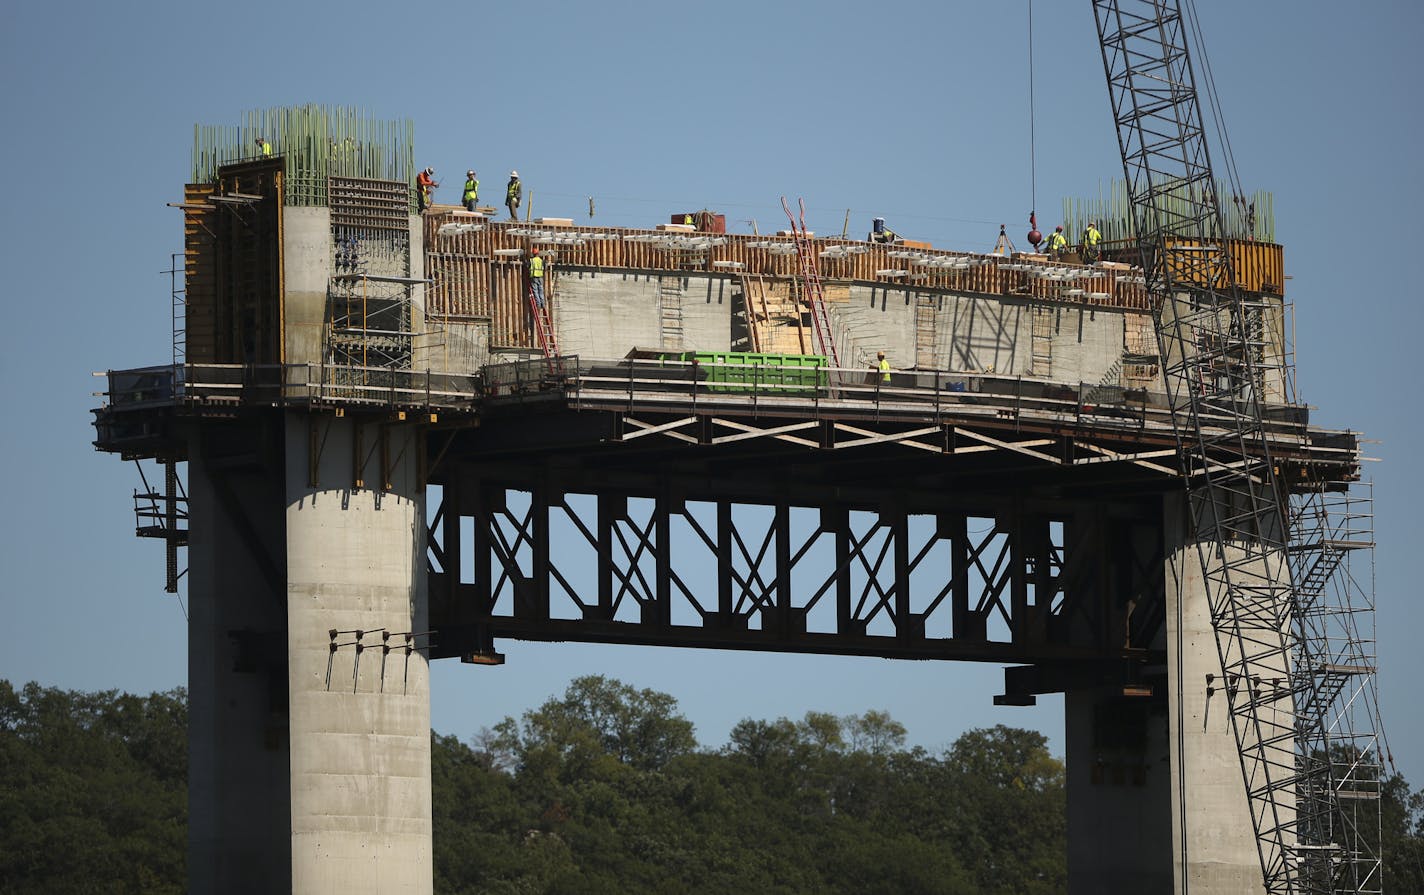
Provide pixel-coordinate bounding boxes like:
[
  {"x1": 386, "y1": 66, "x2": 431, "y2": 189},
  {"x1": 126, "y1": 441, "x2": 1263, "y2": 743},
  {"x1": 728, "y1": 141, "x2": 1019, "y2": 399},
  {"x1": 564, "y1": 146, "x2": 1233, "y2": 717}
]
[
  {"x1": 1066, "y1": 491, "x2": 1290, "y2": 894},
  {"x1": 1064, "y1": 688, "x2": 1172, "y2": 892},
  {"x1": 186, "y1": 420, "x2": 293, "y2": 893},
  {"x1": 284, "y1": 412, "x2": 432, "y2": 893},
  {"x1": 185, "y1": 412, "x2": 432, "y2": 894},
  {"x1": 1163, "y1": 493, "x2": 1276, "y2": 894}
]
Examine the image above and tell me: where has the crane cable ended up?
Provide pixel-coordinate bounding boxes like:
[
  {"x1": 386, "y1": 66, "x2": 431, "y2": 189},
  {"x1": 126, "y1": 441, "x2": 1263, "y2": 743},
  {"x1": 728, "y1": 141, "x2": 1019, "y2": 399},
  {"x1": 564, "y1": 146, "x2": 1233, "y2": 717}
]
[
  {"x1": 1025, "y1": 0, "x2": 1041, "y2": 251},
  {"x1": 1028, "y1": 0, "x2": 1037, "y2": 217},
  {"x1": 1183, "y1": 1, "x2": 1244, "y2": 219}
]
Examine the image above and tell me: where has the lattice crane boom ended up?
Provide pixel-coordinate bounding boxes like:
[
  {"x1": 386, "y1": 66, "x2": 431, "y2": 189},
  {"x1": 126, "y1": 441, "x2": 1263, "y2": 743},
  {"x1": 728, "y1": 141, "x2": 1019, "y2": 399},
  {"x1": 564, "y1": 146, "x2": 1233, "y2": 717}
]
[{"x1": 1091, "y1": 2, "x2": 1381, "y2": 892}]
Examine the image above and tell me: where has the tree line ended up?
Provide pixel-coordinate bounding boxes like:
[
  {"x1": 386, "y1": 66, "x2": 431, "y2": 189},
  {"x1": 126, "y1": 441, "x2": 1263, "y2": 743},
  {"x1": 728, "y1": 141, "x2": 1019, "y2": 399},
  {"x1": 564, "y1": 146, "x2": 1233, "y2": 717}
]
[{"x1": 1, "y1": 677, "x2": 1420, "y2": 893}]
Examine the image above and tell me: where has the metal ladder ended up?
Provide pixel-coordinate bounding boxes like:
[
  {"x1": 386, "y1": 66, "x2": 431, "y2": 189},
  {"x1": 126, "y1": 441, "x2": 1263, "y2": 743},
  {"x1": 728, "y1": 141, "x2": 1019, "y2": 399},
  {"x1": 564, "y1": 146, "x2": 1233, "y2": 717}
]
[
  {"x1": 914, "y1": 292, "x2": 938, "y2": 369},
  {"x1": 780, "y1": 197, "x2": 840, "y2": 366},
  {"x1": 132, "y1": 459, "x2": 188, "y2": 594},
  {"x1": 658, "y1": 275, "x2": 685, "y2": 352}
]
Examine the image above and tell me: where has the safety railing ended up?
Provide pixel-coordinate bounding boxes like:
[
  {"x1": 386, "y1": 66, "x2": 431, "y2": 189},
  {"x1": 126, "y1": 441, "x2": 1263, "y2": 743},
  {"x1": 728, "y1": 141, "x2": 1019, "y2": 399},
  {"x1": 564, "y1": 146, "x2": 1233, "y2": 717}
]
[
  {"x1": 100, "y1": 364, "x2": 479, "y2": 413},
  {"x1": 97, "y1": 359, "x2": 1334, "y2": 455},
  {"x1": 549, "y1": 357, "x2": 1325, "y2": 443}
]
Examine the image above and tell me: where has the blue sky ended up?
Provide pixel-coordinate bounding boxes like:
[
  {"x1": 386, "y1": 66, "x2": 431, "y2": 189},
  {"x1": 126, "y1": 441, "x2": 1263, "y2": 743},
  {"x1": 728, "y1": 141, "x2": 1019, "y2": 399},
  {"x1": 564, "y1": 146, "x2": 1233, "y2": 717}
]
[{"x1": 2, "y1": 0, "x2": 1421, "y2": 787}]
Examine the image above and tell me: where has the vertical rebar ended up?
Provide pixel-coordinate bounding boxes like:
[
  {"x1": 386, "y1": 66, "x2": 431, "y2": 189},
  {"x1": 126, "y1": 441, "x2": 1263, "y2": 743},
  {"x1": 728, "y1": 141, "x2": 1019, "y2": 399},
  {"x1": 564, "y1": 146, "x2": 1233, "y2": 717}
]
[{"x1": 191, "y1": 105, "x2": 416, "y2": 207}]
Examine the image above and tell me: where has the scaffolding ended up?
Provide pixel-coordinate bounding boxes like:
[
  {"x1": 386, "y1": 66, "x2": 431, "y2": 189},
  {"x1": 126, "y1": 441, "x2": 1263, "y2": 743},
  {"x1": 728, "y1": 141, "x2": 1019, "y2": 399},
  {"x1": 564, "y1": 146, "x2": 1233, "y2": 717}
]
[
  {"x1": 132, "y1": 459, "x2": 187, "y2": 595},
  {"x1": 1288, "y1": 482, "x2": 1382, "y2": 893},
  {"x1": 327, "y1": 273, "x2": 419, "y2": 371},
  {"x1": 323, "y1": 173, "x2": 425, "y2": 386}
]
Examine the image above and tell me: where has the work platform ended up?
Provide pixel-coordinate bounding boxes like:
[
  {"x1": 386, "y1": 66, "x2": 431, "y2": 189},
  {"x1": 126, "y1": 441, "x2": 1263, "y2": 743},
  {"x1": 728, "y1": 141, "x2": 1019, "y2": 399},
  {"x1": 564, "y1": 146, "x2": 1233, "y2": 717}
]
[{"x1": 95, "y1": 356, "x2": 1357, "y2": 486}]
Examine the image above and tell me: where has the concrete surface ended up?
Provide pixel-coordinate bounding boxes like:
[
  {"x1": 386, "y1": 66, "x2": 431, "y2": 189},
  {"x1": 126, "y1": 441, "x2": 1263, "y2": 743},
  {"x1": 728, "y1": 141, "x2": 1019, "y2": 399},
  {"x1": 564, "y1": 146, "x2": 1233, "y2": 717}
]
[
  {"x1": 284, "y1": 414, "x2": 432, "y2": 893},
  {"x1": 1164, "y1": 494, "x2": 1279, "y2": 894},
  {"x1": 283, "y1": 207, "x2": 331, "y2": 367},
  {"x1": 1065, "y1": 689, "x2": 1173, "y2": 893},
  {"x1": 186, "y1": 421, "x2": 293, "y2": 894}
]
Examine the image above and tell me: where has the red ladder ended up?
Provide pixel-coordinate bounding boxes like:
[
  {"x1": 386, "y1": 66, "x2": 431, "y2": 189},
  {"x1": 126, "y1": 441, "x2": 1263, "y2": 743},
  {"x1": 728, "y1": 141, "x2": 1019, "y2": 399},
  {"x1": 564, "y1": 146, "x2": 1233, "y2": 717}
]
[
  {"x1": 526, "y1": 264, "x2": 560, "y2": 369},
  {"x1": 780, "y1": 197, "x2": 840, "y2": 366}
]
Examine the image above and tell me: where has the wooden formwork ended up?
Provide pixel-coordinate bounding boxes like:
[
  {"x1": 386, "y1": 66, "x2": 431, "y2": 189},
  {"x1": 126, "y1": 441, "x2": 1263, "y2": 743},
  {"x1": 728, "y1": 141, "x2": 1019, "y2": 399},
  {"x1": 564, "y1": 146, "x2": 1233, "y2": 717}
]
[
  {"x1": 1103, "y1": 237, "x2": 1286, "y2": 296},
  {"x1": 420, "y1": 216, "x2": 1198, "y2": 356},
  {"x1": 425, "y1": 215, "x2": 1160, "y2": 302},
  {"x1": 183, "y1": 183, "x2": 218, "y2": 364},
  {"x1": 184, "y1": 159, "x2": 285, "y2": 365}
]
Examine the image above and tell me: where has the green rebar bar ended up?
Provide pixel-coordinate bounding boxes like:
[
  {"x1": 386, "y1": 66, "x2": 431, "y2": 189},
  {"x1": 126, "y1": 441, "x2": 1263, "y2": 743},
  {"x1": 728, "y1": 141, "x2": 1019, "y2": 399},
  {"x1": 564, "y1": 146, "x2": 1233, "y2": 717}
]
[
  {"x1": 1061, "y1": 179, "x2": 1276, "y2": 247},
  {"x1": 191, "y1": 105, "x2": 416, "y2": 208}
]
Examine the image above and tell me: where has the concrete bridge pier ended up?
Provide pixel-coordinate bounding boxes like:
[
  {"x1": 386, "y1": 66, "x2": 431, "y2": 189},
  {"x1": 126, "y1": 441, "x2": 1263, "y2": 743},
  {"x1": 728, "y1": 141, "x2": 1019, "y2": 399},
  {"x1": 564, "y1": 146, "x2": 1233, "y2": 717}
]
[
  {"x1": 1064, "y1": 493, "x2": 1275, "y2": 894},
  {"x1": 186, "y1": 412, "x2": 431, "y2": 894}
]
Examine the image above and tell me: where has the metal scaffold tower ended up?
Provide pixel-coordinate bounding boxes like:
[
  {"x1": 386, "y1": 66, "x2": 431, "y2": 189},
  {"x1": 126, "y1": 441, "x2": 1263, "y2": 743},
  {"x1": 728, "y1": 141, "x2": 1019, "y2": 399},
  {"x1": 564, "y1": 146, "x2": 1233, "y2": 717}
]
[
  {"x1": 324, "y1": 175, "x2": 423, "y2": 388},
  {"x1": 1092, "y1": 1, "x2": 1382, "y2": 892}
]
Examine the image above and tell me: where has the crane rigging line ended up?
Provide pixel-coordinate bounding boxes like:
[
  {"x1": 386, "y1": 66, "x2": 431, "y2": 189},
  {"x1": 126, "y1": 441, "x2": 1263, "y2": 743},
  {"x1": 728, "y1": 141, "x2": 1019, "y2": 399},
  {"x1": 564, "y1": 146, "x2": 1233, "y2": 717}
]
[
  {"x1": 1183, "y1": 0, "x2": 1243, "y2": 202},
  {"x1": 1027, "y1": 0, "x2": 1037, "y2": 216}
]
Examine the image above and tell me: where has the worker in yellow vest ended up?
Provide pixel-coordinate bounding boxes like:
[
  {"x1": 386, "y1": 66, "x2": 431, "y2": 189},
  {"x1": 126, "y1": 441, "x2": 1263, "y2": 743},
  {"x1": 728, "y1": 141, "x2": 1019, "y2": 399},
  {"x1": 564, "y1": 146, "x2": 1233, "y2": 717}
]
[
  {"x1": 255, "y1": 136, "x2": 272, "y2": 157},
  {"x1": 463, "y1": 171, "x2": 480, "y2": 212},
  {"x1": 1045, "y1": 225, "x2": 1068, "y2": 260},
  {"x1": 1082, "y1": 221, "x2": 1102, "y2": 263},
  {"x1": 506, "y1": 171, "x2": 522, "y2": 221},
  {"x1": 529, "y1": 247, "x2": 546, "y2": 309},
  {"x1": 877, "y1": 350, "x2": 891, "y2": 383}
]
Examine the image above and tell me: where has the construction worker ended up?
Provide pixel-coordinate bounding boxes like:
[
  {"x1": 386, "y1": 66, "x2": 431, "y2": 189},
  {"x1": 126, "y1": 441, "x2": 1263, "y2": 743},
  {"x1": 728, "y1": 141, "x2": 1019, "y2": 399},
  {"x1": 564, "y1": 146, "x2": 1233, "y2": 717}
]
[
  {"x1": 877, "y1": 350, "x2": 891, "y2": 383},
  {"x1": 506, "y1": 170, "x2": 522, "y2": 221},
  {"x1": 327, "y1": 137, "x2": 356, "y2": 171},
  {"x1": 684, "y1": 213, "x2": 695, "y2": 227},
  {"x1": 463, "y1": 170, "x2": 480, "y2": 212},
  {"x1": 416, "y1": 167, "x2": 438, "y2": 213},
  {"x1": 1045, "y1": 225, "x2": 1068, "y2": 260},
  {"x1": 255, "y1": 136, "x2": 272, "y2": 157},
  {"x1": 528, "y1": 247, "x2": 546, "y2": 309},
  {"x1": 869, "y1": 217, "x2": 900, "y2": 244},
  {"x1": 1082, "y1": 221, "x2": 1102, "y2": 263}
]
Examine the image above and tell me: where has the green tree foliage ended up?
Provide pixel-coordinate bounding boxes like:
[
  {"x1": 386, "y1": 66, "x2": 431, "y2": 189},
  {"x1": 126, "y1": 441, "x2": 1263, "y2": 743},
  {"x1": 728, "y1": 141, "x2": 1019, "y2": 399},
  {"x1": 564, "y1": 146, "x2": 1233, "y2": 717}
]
[
  {"x1": 491, "y1": 675, "x2": 698, "y2": 775},
  {"x1": 0, "y1": 680, "x2": 186, "y2": 894},
  {"x1": 443, "y1": 680, "x2": 1063, "y2": 893},
  {"x1": 5, "y1": 677, "x2": 1423, "y2": 894},
  {"x1": 1378, "y1": 769, "x2": 1424, "y2": 891}
]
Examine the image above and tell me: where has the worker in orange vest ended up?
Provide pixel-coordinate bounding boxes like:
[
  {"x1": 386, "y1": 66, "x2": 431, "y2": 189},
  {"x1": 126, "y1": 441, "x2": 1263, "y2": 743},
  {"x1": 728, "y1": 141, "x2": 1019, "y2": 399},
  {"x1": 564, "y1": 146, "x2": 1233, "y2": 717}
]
[{"x1": 416, "y1": 167, "x2": 438, "y2": 213}]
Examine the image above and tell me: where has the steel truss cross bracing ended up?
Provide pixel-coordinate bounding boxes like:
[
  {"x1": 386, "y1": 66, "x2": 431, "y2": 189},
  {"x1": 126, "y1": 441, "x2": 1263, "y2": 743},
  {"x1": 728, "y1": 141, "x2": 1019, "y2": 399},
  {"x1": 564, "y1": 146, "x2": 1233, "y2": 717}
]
[
  {"x1": 426, "y1": 467, "x2": 1166, "y2": 668},
  {"x1": 1093, "y1": 1, "x2": 1381, "y2": 891}
]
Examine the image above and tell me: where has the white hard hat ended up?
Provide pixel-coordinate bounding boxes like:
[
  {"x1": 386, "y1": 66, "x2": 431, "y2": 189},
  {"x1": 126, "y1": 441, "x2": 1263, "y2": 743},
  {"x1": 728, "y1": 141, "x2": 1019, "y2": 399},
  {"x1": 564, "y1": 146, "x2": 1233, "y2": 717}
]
[
  {"x1": 510, "y1": 170, "x2": 518, "y2": 177},
  {"x1": 467, "y1": 170, "x2": 475, "y2": 177},
  {"x1": 425, "y1": 167, "x2": 434, "y2": 175}
]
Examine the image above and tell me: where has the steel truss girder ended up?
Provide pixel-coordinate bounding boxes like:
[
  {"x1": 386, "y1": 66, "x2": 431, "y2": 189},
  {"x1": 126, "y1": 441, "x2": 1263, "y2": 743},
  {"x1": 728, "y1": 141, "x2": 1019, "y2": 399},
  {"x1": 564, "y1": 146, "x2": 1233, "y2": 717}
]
[{"x1": 427, "y1": 464, "x2": 1165, "y2": 669}]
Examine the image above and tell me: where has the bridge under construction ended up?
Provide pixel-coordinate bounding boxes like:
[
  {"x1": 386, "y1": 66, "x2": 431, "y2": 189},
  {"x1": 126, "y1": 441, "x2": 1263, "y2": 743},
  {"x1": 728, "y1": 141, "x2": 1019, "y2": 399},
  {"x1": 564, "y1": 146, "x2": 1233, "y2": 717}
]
[{"x1": 95, "y1": 81, "x2": 1382, "y2": 895}]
